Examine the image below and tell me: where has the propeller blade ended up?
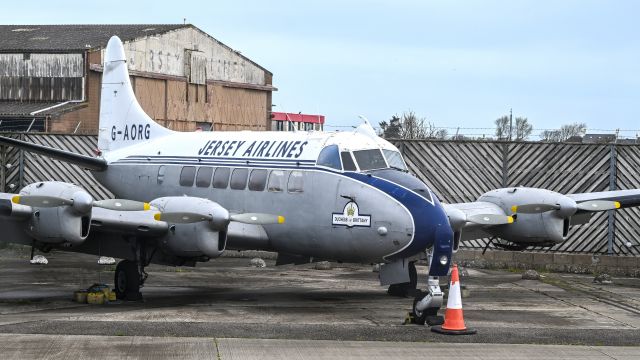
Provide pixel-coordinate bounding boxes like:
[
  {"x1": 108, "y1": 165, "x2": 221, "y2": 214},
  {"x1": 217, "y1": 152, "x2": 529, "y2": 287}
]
[
  {"x1": 467, "y1": 214, "x2": 514, "y2": 225},
  {"x1": 230, "y1": 213, "x2": 285, "y2": 225},
  {"x1": 511, "y1": 204, "x2": 560, "y2": 214},
  {"x1": 154, "y1": 212, "x2": 213, "y2": 223},
  {"x1": 576, "y1": 200, "x2": 621, "y2": 212},
  {"x1": 12, "y1": 195, "x2": 72, "y2": 207},
  {"x1": 94, "y1": 199, "x2": 151, "y2": 211}
]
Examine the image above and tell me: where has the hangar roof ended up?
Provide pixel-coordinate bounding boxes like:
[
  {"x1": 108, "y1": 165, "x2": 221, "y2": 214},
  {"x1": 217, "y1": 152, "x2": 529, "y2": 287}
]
[
  {"x1": 0, "y1": 101, "x2": 85, "y2": 117},
  {"x1": 0, "y1": 24, "x2": 189, "y2": 52}
]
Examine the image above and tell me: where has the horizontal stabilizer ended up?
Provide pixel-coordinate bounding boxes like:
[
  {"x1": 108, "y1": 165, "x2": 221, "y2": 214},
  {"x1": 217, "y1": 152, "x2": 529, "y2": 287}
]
[{"x1": 0, "y1": 135, "x2": 107, "y2": 171}]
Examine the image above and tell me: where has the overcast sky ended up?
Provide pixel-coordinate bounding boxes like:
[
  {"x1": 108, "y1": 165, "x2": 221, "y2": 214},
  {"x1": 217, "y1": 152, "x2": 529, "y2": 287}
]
[{"x1": 3, "y1": 1, "x2": 639, "y2": 138}]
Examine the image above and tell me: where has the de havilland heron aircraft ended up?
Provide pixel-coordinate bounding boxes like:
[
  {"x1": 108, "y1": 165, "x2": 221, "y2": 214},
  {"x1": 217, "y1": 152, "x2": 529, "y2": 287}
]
[{"x1": 1, "y1": 36, "x2": 640, "y2": 322}]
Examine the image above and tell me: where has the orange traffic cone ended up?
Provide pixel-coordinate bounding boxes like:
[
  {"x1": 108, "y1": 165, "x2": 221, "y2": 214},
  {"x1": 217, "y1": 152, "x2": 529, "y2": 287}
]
[{"x1": 431, "y1": 264, "x2": 476, "y2": 335}]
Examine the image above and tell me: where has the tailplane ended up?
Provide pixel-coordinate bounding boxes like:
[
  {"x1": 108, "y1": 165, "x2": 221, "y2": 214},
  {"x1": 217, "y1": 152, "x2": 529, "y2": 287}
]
[{"x1": 98, "y1": 36, "x2": 172, "y2": 153}]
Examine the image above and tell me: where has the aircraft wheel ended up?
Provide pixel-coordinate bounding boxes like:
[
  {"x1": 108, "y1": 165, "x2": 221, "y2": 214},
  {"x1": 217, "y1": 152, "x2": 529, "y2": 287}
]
[
  {"x1": 387, "y1": 261, "x2": 417, "y2": 297},
  {"x1": 412, "y1": 292, "x2": 428, "y2": 325},
  {"x1": 114, "y1": 260, "x2": 141, "y2": 300},
  {"x1": 411, "y1": 292, "x2": 441, "y2": 325}
]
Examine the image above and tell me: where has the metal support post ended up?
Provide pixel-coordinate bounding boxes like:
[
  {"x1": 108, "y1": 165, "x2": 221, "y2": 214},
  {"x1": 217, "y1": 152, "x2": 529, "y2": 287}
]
[{"x1": 607, "y1": 144, "x2": 617, "y2": 255}]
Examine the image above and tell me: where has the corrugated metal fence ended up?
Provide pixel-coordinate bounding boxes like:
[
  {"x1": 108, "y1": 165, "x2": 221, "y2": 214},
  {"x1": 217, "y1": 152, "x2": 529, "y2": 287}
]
[
  {"x1": 395, "y1": 140, "x2": 640, "y2": 256},
  {"x1": 0, "y1": 134, "x2": 638, "y2": 256},
  {"x1": 0, "y1": 133, "x2": 112, "y2": 200}
]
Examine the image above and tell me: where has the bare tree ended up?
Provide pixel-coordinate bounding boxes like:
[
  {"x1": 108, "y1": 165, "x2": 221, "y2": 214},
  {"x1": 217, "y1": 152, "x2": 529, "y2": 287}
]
[
  {"x1": 540, "y1": 130, "x2": 562, "y2": 142},
  {"x1": 540, "y1": 122, "x2": 587, "y2": 142},
  {"x1": 434, "y1": 128, "x2": 448, "y2": 140},
  {"x1": 400, "y1": 111, "x2": 428, "y2": 139},
  {"x1": 379, "y1": 111, "x2": 446, "y2": 140},
  {"x1": 559, "y1": 122, "x2": 587, "y2": 140},
  {"x1": 494, "y1": 116, "x2": 510, "y2": 140},
  {"x1": 514, "y1": 117, "x2": 533, "y2": 141}
]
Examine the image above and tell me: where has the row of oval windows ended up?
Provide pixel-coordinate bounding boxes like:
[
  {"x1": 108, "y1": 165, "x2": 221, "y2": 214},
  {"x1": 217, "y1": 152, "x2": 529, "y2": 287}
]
[{"x1": 176, "y1": 166, "x2": 304, "y2": 193}]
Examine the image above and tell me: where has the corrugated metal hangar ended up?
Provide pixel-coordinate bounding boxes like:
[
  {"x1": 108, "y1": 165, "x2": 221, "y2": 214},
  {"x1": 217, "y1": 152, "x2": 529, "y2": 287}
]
[{"x1": 0, "y1": 24, "x2": 275, "y2": 133}]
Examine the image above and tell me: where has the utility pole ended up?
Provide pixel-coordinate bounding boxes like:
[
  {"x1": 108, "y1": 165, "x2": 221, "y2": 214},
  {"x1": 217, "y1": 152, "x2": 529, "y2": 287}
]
[{"x1": 508, "y1": 108, "x2": 513, "y2": 141}]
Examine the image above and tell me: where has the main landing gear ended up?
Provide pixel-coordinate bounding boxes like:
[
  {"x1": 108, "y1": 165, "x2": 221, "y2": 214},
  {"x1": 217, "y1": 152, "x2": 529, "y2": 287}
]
[
  {"x1": 114, "y1": 259, "x2": 145, "y2": 300},
  {"x1": 114, "y1": 238, "x2": 152, "y2": 301}
]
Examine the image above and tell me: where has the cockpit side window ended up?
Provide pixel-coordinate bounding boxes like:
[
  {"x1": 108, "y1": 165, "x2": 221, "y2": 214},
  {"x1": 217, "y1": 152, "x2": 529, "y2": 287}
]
[
  {"x1": 317, "y1": 145, "x2": 341, "y2": 170},
  {"x1": 341, "y1": 152, "x2": 357, "y2": 171},
  {"x1": 353, "y1": 149, "x2": 388, "y2": 171},
  {"x1": 382, "y1": 149, "x2": 407, "y2": 170}
]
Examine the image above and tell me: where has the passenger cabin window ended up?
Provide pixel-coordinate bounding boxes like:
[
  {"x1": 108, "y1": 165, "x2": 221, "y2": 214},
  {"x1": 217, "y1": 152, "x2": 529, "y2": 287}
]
[
  {"x1": 268, "y1": 170, "x2": 285, "y2": 192},
  {"x1": 179, "y1": 166, "x2": 196, "y2": 186},
  {"x1": 196, "y1": 167, "x2": 213, "y2": 187},
  {"x1": 157, "y1": 165, "x2": 166, "y2": 185},
  {"x1": 382, "y1": 149, "x2": 407, "y2": 170},
  {"x1": 230, "y1": 168, "x2": 249, "y2": 190},
  {"x1": 249, "y1": 169, "x2": 268, "y2": 191},
  {"x1": 341, "y1": 152, "x2": 357, "y2": 171},
  {"x1": 212, "y1": 167, "x2": 231, "y2": 189},
  {"x1": 317, "y1": 145, "x2": 341, "y2": 170},
  {"x1": 353, "y1": 149, "x2": 388, "y2": 171},
  {"x1": 288, "y1": 171, "x2": 304, "y2": 193}
]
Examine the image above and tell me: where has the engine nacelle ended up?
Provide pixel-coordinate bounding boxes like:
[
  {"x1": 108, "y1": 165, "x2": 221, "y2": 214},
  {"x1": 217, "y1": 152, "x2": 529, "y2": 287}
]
[
  {"x1": 151, "y1": 197, "x2": 228, "y2": 259},
  {"x1": 21, "y1": 182, "x2": 92, "y2": 245},
  {"x1": 478, "y1": 188, "x2": 570, "y2": 245}
]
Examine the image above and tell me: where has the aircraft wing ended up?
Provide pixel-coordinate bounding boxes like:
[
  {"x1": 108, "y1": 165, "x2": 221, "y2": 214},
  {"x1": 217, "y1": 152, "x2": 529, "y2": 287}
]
[
  {"x1": 567, "y1": 189, "x2": 640, "y2": 211},
  {"x1": 442, "y1": 202, "x2": 512, "y2": 242},
  {"x1": 0, "y1": 135, "x2": 107, "y2": 171}
]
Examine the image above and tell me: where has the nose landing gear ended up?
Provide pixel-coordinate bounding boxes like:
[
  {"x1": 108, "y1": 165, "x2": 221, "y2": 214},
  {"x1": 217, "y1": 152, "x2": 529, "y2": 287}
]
[{"x1": 410, "y1": 250, "x2": 445, "y2": 325}]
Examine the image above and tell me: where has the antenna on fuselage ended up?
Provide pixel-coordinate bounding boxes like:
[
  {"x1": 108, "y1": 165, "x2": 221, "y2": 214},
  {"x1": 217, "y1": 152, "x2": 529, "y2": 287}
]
[{"x1": 355, "y1": 115, "x2": 379, "y2": 140}]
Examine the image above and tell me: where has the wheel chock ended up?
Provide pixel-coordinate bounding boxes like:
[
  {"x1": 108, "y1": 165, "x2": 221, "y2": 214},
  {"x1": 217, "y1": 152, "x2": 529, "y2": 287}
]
[{"x1": 403, "y1": 312, "x2": 415, "y2": 325}]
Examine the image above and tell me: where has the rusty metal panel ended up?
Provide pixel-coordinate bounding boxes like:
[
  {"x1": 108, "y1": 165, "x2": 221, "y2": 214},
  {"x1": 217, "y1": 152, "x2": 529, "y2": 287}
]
[{"x1": 0, "y1": 53, "x2": 83, "y2": 77}]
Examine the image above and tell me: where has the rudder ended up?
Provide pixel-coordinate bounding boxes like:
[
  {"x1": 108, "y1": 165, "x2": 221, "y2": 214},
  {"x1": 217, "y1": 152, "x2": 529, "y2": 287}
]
[{"x1": 98, "y1": 36, "x2": 172, "y2": 153}]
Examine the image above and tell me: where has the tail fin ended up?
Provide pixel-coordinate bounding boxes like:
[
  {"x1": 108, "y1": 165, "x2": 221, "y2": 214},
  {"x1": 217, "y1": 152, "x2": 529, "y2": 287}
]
[{"x1": 98, "y1": 36, "x2": 172, "y2": 153}]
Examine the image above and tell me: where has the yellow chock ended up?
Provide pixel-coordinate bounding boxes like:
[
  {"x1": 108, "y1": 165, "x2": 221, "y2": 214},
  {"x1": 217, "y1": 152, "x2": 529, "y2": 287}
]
[
  {"x1": 73, "y1": 290, "x2": 88, "y2": 303},
  {"x1": 403, "y1": 312, "x2": 415, "y2": 325},
  {"x1": 108, "y1": 290, "x2": 117, "y2": 302},
  {"x1": 87, "y1": 292, "x2": 105, "y2": 305}
]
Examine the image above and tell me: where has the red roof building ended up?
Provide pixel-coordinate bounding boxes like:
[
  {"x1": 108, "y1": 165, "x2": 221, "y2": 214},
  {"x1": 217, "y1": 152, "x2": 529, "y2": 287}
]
[{"x1": 271, "y1": 112, "x2": 324, "y2": 131}]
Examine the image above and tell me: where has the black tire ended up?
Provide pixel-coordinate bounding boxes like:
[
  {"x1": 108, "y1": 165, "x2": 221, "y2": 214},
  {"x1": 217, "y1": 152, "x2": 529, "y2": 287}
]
[
  {"x1": 412, "y1": 291, "x2": 440, "y2": 325},
  {"x1": 412, "y1": 292, "x2": 428, "y2": 325},
  {"x1": 114, "y1": 260, "x2": 141, "y2": 300},
  {"x1": 386, "y1": 261, "x2": 418, "y2": 297}
]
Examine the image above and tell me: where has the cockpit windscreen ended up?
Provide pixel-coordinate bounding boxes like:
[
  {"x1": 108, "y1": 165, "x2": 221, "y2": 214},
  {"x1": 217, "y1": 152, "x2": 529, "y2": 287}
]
[
  {"x1": 382, "y1": 149, "x2": 407, "y2": 170},
  {"x1": 353, "y1": 149, "x2": 388, "y2": 171}
]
